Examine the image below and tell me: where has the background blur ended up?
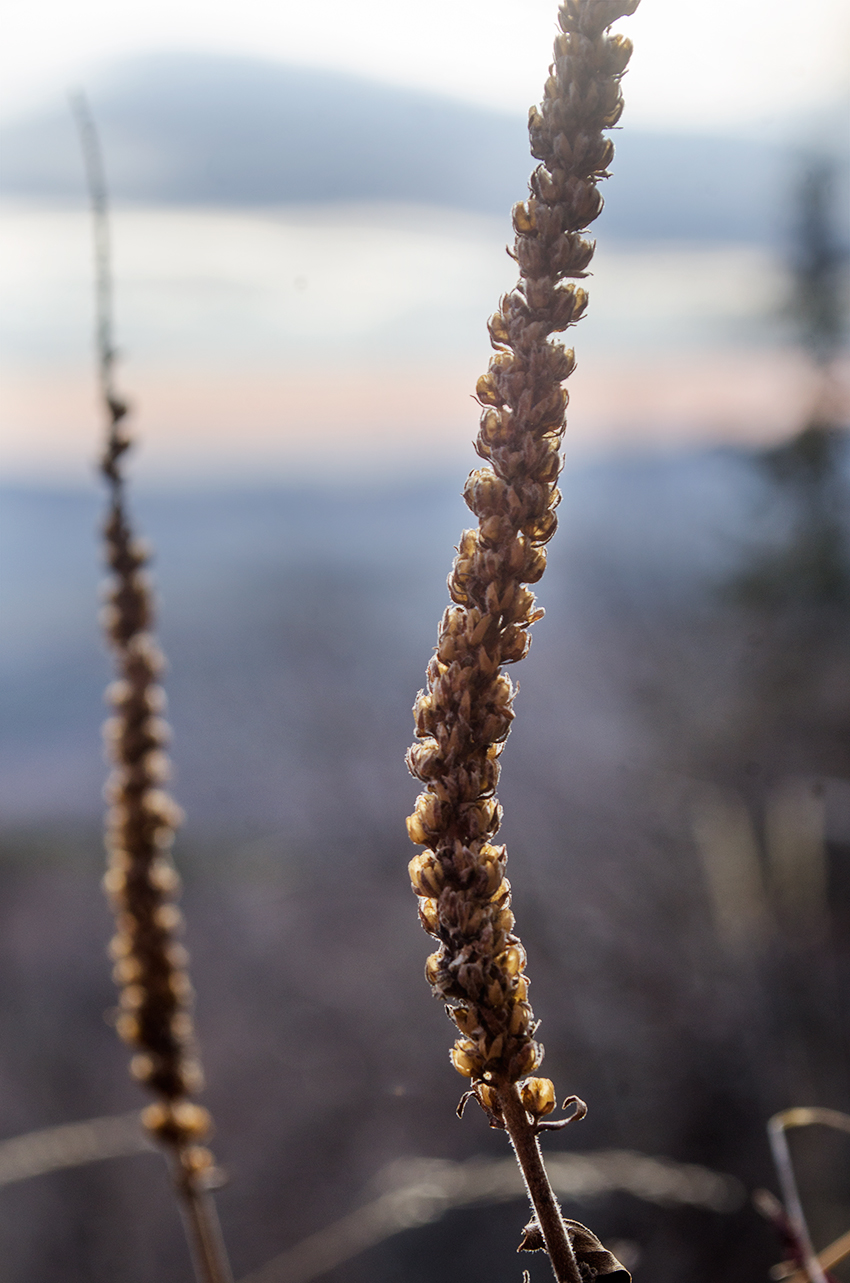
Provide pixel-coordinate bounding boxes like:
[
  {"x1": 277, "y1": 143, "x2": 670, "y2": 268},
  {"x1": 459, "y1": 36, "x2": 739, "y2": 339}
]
[{"x1": 1, "y1": 0, "x2": 849, "y2": 1280}]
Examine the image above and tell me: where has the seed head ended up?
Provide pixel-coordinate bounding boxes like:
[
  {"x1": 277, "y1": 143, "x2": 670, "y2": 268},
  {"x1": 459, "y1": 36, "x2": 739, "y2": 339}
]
[
  {"x1": 100, "y1": 476, "x2": 215, "y2": 1155},
  {"x1": 406, "y1": 0, "x2": 637, "y2": 1090}
]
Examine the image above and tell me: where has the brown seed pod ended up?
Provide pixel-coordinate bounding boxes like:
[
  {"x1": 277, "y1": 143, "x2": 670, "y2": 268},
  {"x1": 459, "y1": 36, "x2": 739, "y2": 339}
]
[{"x1": 406, "y1": 0, "x2": 639, "y2": 1092}]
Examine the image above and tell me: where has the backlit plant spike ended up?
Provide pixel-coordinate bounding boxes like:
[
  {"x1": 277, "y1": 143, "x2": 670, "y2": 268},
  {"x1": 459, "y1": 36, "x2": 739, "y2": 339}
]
[
  {"x1": 406, "y1": 3, "x2": 639, "y2": 1280},
  {"x1": 101, "y1": 471, "x2": 212, "y2": 1165},
  {"x1": 72, "y1": 91, "x2": 233, "y2": 1283}
]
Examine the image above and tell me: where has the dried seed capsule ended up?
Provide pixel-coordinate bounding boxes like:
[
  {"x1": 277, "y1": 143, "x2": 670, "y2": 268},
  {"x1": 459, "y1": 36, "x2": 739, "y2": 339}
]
[
  {"x1": 406, "y1": 0, "x2": 637, "y2": 1097},
  {"x1": 408, "y1": 851, "x2": 445, "y2": 897},
  {"x1": 418, "y1": 898, "x2": 440, "y2": 935},
  {"x1": 520, "y1": 1076, "x2": 556, "y2": 1117}
]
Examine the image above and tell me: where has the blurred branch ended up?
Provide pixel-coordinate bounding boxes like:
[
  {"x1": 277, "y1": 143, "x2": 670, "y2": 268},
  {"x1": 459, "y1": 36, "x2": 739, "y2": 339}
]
[
  {"x1": 237, "y1": 1151, "x2": 745, "y2": 1283},
  {"x1": 770, "y1": 1107, "x2": 850, "y2": 1136},
  {"x1": 772, "y1": 1229, "x2": 850, "y2": 1283},
  {"x1": 691, "y1": 783, "x2": 774, "y2": 953},
  {"x1": 767, "y1": 1108, "x2": 850, "y2": 1283},
  {"x1": 728, "y1": 155, "x2": 850, "y2": 613},
  {"x1": 792, "y1": 160, "x2": 846, "y2": 371},
  {"x1": 0, "y1": 1113, "x2": 153, "y2": 1188},
  {"x1": 68, "y1": 91, "x2": 120, "y2": 418}
]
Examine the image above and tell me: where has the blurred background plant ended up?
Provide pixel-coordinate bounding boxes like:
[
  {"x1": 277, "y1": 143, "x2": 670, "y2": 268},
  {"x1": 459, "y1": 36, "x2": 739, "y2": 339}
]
[
  {"x1": 70, "y1": 90, "x2": 233, "y2": 1283},
  {"x1": 0, "y1": 1, "x2": 848, "y2": 1280}
]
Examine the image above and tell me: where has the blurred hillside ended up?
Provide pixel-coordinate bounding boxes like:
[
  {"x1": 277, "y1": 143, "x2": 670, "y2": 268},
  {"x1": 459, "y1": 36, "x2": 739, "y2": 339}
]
[
  {"x1": 1, "y1": 446, "x2": 849, "y2": 1282},
  {"x1": 0, "y1": 455, "x2": 760, "y2": 825},
  {"x1": 3, "y1": 53, "x2": 847, "y2": 244}
]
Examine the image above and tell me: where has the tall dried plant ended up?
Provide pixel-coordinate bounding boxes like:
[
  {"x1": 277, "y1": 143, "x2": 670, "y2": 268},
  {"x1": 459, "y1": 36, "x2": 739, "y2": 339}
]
[
  {"x1": 72, "y1": 93, "x2": 233, "y2": 1283},
  {"x1": 405, "y1": 3, "x2": 639, "y2": 1280}
]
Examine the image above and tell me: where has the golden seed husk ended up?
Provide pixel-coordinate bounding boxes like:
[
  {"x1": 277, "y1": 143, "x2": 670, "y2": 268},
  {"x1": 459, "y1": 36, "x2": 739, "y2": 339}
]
[
  {"x1": 406, "y1": 0, "x2": 637, "y2": 1086},
  {"x1": 520, "y1": 1076, "x2": 557, "y2": 1117}
]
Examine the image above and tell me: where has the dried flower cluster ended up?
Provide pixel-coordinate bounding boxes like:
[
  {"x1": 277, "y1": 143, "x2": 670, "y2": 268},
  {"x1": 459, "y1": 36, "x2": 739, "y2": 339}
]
[
  {"x1": 74, "y1": 86, "x2": 232, "y2": 1283},
  {"x1": 101, "y1": 421, "x2": 213, "y2": 1179},
  {"x1": 406, "y1": 0, "x2": 639, "y2": 1098}
]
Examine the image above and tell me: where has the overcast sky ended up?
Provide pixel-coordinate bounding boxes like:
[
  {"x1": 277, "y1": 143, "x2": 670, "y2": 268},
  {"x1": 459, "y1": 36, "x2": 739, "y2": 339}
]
[
  {"x1": 2, "y1": 0, "x2": 847, "y2": 480},
  {"x1": 2, "y1": 0, "x2": 849, "y2": 134}
]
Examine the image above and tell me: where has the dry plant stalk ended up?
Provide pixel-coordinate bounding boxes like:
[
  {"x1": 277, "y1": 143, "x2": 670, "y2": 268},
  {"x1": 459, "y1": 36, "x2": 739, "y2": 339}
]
[
  {"x1": 405, "y1": 3, "x2": 639, "y2": 1279},
  {"x1": 72, "y1": 93, "x2": 233, "y2": 1283},
  {"x1": 762, "y1": 1108, "x2": 850, "y2": 1283}
]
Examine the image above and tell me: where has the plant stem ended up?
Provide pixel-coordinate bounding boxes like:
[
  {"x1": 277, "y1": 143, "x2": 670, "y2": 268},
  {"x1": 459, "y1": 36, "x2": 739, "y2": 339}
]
[
  {"x1": 497, "y1": 1082, "x2": 582, "y2": 1283},
  {"x1": 172, "y1": 1152, "x2": 235, "y2": 1283},
  {"x1": 767, "y1": 1109, "x2": 850, "y2": 1283}
]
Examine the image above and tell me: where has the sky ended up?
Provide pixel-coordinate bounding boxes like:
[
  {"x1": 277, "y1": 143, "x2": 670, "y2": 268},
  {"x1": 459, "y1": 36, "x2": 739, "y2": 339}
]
[
  {"x1": 2, "y1": 0, "x2": 849, "y2": 134},
  {"x1": 0, "y1": 205, "x2": 824, "y2": 482},
  {"x1": 1, "y1": 0, "x2": 848, "y2": 482}
]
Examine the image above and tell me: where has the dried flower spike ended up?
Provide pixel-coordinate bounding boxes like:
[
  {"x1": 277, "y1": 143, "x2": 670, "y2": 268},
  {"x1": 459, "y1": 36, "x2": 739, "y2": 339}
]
[
  {"x1": 98, "y1": 337, "x2": 232, "y2": 1283},
  {"x1": 72, "y1": 91, "x2": 232, "y2": 1283},
  {"x1": 407, "y1": 0, "x2": 638, "y2": 1102},
  {"x1": 406, "y1": 4, "x2": 639, "y2": 1279},
  {"x1": 92, "y1": 222, "x2": 214, "y2": 1201},
  {"x1": 101, "y1": 493, "x2": 204, "y2": 1115}
]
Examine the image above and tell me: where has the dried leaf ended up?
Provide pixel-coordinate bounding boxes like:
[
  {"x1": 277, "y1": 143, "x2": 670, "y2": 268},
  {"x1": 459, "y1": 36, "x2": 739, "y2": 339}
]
[
  {"x1": 517, "y1": 1217, "x2": 631, "y2": 1280},
  {"x1": 565, "y1": 1220, "x2": 632, "y2": 1280},
  {"x1": 518, "y1": 1219, "x2": 545, "y2": 1252}
]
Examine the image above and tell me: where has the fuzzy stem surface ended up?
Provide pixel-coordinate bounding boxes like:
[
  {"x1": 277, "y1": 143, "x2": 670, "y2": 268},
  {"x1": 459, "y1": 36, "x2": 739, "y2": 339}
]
[{"x1": 497, "y1": 1083, "x2": 582, "y2": 1283}]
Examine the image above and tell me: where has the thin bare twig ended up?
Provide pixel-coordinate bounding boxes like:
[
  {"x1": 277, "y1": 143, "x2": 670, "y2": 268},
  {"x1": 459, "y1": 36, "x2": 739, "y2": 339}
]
[
  {"x1": 768, "y1": 1108, "x2": 850, "y2": 1283},
  {"x1": 173, "y1": 1158, "x2": 236, "y2": 1283},
  {"x1": 69, "y1": 92, "x2": 121, "y2": 430},
  {"x1": 774, "y1": 1230, "x2": 850, "y2": 1283},
  {"x1": 0, "y1": 1113, "x2": 153, "y2": 1187}
]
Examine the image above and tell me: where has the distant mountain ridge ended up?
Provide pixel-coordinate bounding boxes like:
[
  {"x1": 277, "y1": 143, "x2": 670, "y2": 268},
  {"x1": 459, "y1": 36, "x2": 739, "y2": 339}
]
[{"x1": 1, "y1": 51, "x2": 839, "y2": 243}]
